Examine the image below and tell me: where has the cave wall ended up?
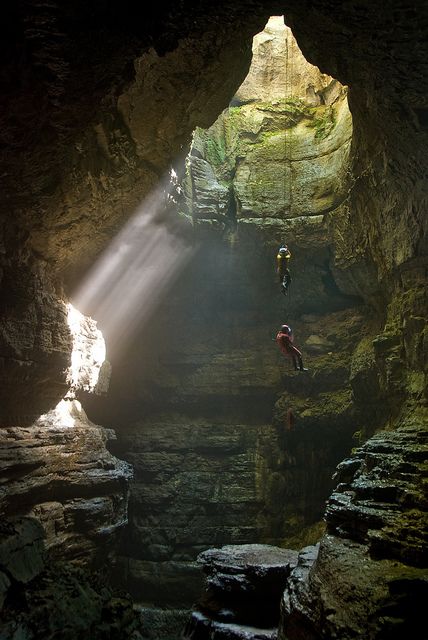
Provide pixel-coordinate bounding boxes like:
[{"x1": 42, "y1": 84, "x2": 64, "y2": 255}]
[
  {"x1": 0, "y1": 1, "x2": 427, "y2": 637},
  {"x1": 94, "y1": 20, "x2": 370, "y2": 607},
  {"x1": 1, "y1": 1, "x2": 269, "y2": 425}
]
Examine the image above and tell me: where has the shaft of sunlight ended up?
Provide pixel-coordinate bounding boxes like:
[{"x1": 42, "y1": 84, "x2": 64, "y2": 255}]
[{"x1": 72, "y1": 172, "x2": 195, "y2": 355}]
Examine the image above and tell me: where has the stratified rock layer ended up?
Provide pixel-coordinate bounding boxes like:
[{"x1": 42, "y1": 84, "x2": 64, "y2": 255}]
[
  {"x1": 279, "y1": 411, "x2": 428, "y2": 639},
  {"x1": 0, "y1": 262, "x2": 71, "y2": 426},
  {"x1": 0, "y1": 400, "x2": 132, "y2": 564},
  {"x1": 183, "y1": 20, "x2": 352, "y2": 226}
]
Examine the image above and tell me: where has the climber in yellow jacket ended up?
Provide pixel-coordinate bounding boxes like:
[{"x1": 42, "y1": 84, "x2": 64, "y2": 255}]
[{"x1": 276, "y1": 244, "x2": 291, "y2": 295}]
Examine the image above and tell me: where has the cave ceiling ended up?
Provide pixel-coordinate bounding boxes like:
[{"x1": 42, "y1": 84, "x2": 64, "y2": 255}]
[{"x1": 1, "y1": 0, "x2": 427, "y2": 283}]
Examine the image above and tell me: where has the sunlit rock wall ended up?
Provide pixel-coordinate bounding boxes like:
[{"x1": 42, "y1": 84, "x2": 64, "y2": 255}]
[
  {"x1": 0, "y1": 295, "x2": 130, "y2": 631},
  {"x1": 0, "y1": 258, "x2": 71, "y2": 427},
  {"x1": 184, "y1": 18, "x2": 352, "y2": 225},
  {"x1": 0, "y1": 3, "x2": 267, "y2": 427}
]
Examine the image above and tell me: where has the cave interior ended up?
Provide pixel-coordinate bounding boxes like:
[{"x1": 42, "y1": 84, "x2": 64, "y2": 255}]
[{"x1": 0, "y1": 2, "x2": 427, "y2": 639}]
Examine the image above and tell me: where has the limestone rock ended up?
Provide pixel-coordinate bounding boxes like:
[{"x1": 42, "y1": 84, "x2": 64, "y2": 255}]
[
  {"x1": 0, "y1": 259, "x2": 72, "y2": 426},
  {"x1": 198, "y1": 544, "x2": 298, "y2": 600},
  {"x1": 1, "y1": 3, "x2": 427, "y2": 638},
  {"x1": 278, "y1": 415, "x2": 428, "y2": 639},
  {"x1": 66, "y1": 303, "x2": 109, "y2": 395},
  {"x1": 0, "y1": 555, "x2": 144, "y2": 640},
  {"x1": 181, "y1": 19, "x2": 352, "y2": 227},
  {"x1": 183, "y1": 544, "x2": 298, "y2": 638},
  {"x1": 185, "y1": 88, "x2": 352, "y2": 224},
  {"x1": 0, "y1": 400, "x2": 132, "y2": 563},
  {"x1": 184, "y1": 611, "x2": 278, "y2": 640},
  {"x1": 114, "y1": 417, "x2": 270, "y2": 606},
  {"x1": 279, "y1": 545, "x2": 320, "y2": 639},
  {"x1": 235, "y1": 18, "x2": 334, "y2": 104},
  {"x1": 0, "y1": 517, "x2": 45, "y2": 585},
  {"x1": 327, "y1": 422, "x2": 428, "y2": 565}
]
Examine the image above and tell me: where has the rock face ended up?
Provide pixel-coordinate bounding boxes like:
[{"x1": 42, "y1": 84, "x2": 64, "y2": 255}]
[
  {"x1": 66, "y1": 303, "x2": 111, "y2": 395},
  {"x1": 183, "y1": 544, "x2": 298, "y2": 639},
  {"x1": 79, "y1": 21, "x2": 364, "y2": 613},
  {"x1": 235, "y1": 17, "x2": 335, "y2": 105},
  {"x1": 81, "y1": 14, "x2": 426, "y2": 634},
  {"x1": 0, "y1": 2, "x2": 268, "y2": 427},
  {"x1": 183, "y1": 19, "x2": 352, "y2": 225},
  {"x1": 0, "y1": 261, "x2": 72, "y2": 427},
  {"x1": 92, "y1": 229, "x2": 367, "y2": 608},
  {"x1": 279, "y1": 414, "x2": 428, "y2": 639},
  {"x1": 0, "y1": 400, "x2": 132, "y2": 564},
  {"x1": 0, "y1": 517, "x2": 144, "y2": 640}
]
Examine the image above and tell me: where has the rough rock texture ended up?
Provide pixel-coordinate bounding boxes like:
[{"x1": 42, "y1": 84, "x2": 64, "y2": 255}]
[
  {"x1": 183, "y1": 544, "x2": 298, "y2": 639},
  {"x1": 184, "y1": 611, "x2": 278, "y2": 640},
  {"x1": 278, "y1": 410, "x2": 428, "y2": 639},
  {"x1": 0, "y1": 2, "x2": 268, "y2": 426},
  {"x1": 112, "y1": 416, "x2": 267, "y2": 607},
  {"x1": 183, "y1": 20, "x2": 352, "y2": 224},
  {"x1": 0, "y1": 261, "x2": 72, "y2": 427},
  {"x1": 235, "y1": 17, "x2": 335, "y2": 105},
  {"x1": 284, "y1": 3, "x2": 428, "y2": 297},
  {"x1": 0, "y1": 518, "x2": 144, "y2": 640},
  {"x1": 66, "y1": 303, "x2": 111, "y2": 395},
  {"x1": 0, "y1": 400, "x2": 132, "y2": 564},
  {"x1": 327, "y1": 419, "x2": 428, "y2": 566},
  {"x1": 78, "y1": 24, "x2": 370, "y2": 613},
  {"x1": 88, "y1": 222, "x2": 368, "y2": 610}
]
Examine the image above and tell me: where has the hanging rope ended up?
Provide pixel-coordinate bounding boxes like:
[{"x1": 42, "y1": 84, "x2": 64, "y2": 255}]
[
  {"x1": 284, "y1": 28, "x2": 289, "y2": 221},
  {"x1": 284, "y1": 26, "x2": 293, "y2": 219},
  {"x1": 283, "y1": 25, "x2": 293, "y2": 308}
]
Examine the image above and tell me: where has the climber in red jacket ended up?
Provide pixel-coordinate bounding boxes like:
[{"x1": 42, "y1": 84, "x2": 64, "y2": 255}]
[{"x1": 276, "y1": 324, "x2": 308, "y2": 371}]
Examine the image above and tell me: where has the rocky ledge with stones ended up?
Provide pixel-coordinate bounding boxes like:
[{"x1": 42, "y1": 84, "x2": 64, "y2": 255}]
[{"x1": 183, "y1": 544, "x2": 298, "y2": 639}]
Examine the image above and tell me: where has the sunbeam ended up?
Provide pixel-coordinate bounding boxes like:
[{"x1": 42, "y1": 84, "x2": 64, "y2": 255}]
[{"x1": 72, "y1": 170, "x2": 195, "y2": 354}]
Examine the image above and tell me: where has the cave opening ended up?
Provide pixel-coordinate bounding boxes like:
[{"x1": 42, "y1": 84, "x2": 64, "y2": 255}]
[{"x1": 1, "y1": 2, "x2": 427, "y2": 639}]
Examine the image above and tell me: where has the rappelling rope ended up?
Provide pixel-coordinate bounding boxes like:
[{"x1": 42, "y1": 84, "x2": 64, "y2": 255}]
[
  {"x1": 284, "y1": 24, "x2": 292, "y2": 305},
  {"x1": 284, "y1": 25, "x2": 293, "y2": 217},
  {"x1": 284, "y1": 28, "x2": 289, "y2": 217}
]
